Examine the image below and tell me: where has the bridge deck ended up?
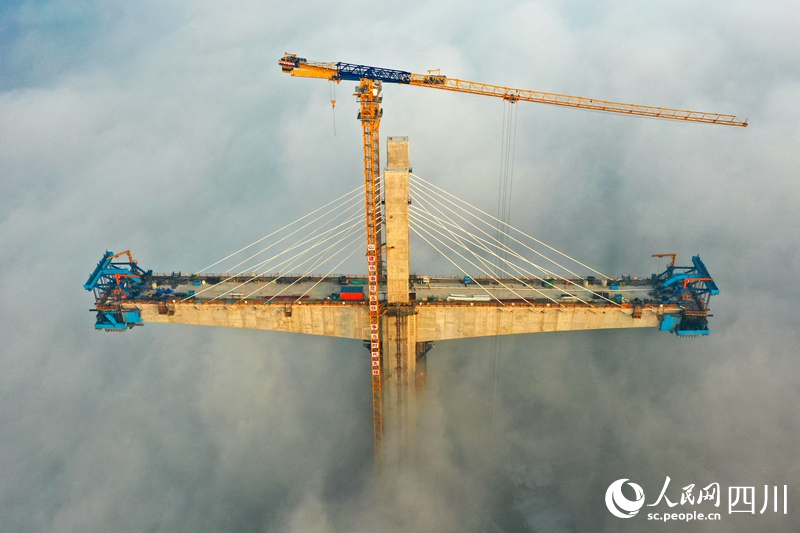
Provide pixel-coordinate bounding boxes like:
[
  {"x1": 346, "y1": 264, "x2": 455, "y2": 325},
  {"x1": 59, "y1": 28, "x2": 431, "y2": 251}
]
[
  {"x1": 109, "y1": 273, "x2": 676, "y2": 341},
  {"x1": 140, "y1": 273, "x2": 656, "y2": 307}
]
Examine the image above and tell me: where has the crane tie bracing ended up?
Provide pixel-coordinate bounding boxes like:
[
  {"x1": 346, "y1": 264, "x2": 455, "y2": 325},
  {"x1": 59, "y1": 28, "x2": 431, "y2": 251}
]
[{"x1": 279, "y1": 53, "x2": 745, "y2": 471}]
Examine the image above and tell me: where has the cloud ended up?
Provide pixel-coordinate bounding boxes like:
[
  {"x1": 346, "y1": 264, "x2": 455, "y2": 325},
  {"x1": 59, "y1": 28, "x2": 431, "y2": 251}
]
[{"x1": 1, "y1": 1, "x2": 798, "y2": 531}]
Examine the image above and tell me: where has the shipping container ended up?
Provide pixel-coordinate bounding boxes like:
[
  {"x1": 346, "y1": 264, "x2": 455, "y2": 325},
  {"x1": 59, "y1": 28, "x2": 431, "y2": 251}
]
[
  {"x1": 340, "y1": 292, "x2": 364, "y2": 301},
  {"x1": 340, "y1": 286, "x2": 364, "y2": 294}
]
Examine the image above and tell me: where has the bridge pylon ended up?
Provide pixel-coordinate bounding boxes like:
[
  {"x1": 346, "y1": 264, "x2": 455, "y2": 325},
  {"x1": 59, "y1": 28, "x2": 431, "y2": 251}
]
[{"x1": 381, "y1": 137, "x2": 423, "y2": 465}]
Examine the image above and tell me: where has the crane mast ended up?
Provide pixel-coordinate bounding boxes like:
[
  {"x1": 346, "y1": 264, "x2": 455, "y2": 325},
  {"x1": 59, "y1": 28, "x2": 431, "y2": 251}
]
[
  {"x1": 278, "y1": 53, "x2": 746, "y2": 470},
  {"x1": 356, "y1": 77, "x2": 385, "y2": 470}
]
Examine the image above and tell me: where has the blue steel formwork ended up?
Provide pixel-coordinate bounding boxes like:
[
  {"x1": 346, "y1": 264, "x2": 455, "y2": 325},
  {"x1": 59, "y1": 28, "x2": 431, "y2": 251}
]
[
  {"x1": 653, "y1": 255, "x2": 718, "y2": 336},
  {"x1": 84, "y1": 251, "x2": 151, "y2": 331}
]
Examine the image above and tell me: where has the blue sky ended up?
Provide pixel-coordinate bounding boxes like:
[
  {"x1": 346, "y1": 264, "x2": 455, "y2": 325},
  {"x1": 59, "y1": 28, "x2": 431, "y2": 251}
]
[{"x1": 1, "y1": 1, "x2": 799, "y2": 531}]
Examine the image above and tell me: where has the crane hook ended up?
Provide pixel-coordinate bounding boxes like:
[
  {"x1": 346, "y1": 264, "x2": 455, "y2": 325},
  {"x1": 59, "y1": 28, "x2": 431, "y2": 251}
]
[{"x1": 329, "y1": 83, "x2": 337, "y2": 135}]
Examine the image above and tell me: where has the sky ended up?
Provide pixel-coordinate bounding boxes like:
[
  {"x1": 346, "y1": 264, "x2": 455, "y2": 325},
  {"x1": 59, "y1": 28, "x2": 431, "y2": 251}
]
[{"x1": 1, "y1": 0, "x2": 799, "y2": 531}]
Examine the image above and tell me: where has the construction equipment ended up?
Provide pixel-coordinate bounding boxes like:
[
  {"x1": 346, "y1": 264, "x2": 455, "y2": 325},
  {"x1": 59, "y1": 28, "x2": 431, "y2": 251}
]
[
  {"x1": 279, "y1": 54, "x2": 748, "y2": 126},
  {"x1": 652, "y1": 255, "x2": 718, "y2": 336},
  {"x1": 84, "y1": 250, "x2": 151, "y2": 331},
  {"x1": 279, "y1": 53, "x2": 744, "y2": 468}
]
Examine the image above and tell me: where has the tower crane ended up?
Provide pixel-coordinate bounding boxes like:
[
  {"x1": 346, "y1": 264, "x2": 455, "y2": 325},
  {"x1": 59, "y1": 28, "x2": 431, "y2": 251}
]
[{"x1": 278, "y1": 53, "x2": 747, "y2": 468}]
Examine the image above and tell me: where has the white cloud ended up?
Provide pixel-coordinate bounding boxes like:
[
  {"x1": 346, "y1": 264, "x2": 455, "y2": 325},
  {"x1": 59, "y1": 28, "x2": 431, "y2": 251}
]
[{"x1": 1, "y1": 1, "x2": 798, "y2": 531}]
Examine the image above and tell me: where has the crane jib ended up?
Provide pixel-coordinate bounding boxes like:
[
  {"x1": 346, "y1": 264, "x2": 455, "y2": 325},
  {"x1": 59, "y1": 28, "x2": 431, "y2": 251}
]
[{"x1": 335, "y1": 63, "x2": 412, "y2": 84}]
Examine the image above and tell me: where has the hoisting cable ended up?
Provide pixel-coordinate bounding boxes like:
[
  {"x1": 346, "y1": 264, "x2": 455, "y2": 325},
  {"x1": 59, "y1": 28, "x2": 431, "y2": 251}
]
[
  {"x1": 490, "y1": 99, "x2": 518, "y2": 446},
  {"x1": 496, "y1": 99, "x2": 518, "y2": 273}
]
